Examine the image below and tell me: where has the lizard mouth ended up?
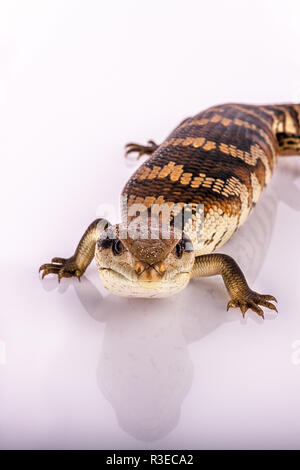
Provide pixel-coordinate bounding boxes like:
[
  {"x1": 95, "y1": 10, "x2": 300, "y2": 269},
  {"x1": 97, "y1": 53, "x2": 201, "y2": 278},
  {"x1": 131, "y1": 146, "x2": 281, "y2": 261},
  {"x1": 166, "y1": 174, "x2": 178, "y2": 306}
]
[{"x1": 98, "y1": 268, "x2": 190, "y2": 298}]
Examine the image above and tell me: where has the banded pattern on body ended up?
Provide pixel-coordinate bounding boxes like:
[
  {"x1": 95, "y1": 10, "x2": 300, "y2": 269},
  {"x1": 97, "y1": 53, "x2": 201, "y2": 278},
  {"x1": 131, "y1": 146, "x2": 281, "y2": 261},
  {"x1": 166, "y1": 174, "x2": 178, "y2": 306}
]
[{"x1": 122, "y1": 103, "x2": 300, "y2": 255}]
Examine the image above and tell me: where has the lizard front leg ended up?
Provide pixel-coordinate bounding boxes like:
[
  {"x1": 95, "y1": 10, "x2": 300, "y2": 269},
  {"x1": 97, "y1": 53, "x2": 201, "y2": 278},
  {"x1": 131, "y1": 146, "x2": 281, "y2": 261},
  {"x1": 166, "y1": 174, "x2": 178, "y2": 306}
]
[
  {"x1": 39, "y1": 218, "x2": 110, "y2": 282},
  {"x1": 191, "y1": 254, "x2": 277, "y2": 318}
]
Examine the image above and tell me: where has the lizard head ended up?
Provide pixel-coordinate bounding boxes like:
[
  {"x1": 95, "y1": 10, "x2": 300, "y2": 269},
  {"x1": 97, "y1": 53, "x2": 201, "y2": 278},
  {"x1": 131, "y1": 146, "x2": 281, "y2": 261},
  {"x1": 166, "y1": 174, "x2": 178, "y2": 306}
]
[{"x1": 95, "y1": 222, "x2": 195, "y2": 298}]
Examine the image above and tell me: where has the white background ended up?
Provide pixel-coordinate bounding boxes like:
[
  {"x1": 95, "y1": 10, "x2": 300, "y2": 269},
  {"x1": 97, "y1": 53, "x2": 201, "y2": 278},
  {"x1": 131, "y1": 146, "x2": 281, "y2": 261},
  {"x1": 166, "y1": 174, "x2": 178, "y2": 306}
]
[{"x1": 1, "y1": 0, "x2": 300, "y2": 449}]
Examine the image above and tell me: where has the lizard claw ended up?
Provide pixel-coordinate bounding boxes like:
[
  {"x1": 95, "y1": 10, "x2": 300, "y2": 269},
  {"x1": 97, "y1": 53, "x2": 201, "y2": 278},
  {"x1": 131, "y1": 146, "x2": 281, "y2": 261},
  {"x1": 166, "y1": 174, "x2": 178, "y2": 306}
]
[
  {"x1": 39, "y1": 256, "x2": 82, "y2": 283},
  {"x1": 227, "y1": 290, "x2": 277, "y2": 319}
]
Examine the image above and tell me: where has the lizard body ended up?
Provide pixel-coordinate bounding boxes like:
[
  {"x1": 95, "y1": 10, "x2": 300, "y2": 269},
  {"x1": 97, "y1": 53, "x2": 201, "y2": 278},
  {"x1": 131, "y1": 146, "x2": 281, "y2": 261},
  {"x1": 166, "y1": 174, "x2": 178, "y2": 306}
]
[{"x1": 40, "y1": 103, "x2": 300, "y2": 318}]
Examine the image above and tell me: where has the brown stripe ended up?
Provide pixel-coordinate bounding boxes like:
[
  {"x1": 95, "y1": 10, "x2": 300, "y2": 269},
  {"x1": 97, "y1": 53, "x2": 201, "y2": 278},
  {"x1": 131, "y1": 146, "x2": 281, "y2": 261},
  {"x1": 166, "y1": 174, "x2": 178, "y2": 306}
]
[{"x1": 229, "y1": 104, "x2": 271, "y2": 128}]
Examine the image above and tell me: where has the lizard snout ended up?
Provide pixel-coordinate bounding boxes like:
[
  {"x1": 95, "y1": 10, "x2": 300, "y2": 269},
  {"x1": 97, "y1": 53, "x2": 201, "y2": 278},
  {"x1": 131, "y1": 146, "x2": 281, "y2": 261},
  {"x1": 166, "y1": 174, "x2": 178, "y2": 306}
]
[{"x1": 135, "y1": 261, "x2": 166, "y2": 281}]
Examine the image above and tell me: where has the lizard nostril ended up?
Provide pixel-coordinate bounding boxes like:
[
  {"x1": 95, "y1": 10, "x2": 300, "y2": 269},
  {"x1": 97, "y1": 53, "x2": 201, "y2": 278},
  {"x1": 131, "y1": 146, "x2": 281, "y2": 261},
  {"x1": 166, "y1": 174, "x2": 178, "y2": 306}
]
[
  {"x1": 159, "y1": 263, "x2": 165, "y2": 274},
  {"x1": 135, "y1": 262, "x2": 144, "y2": 275}
]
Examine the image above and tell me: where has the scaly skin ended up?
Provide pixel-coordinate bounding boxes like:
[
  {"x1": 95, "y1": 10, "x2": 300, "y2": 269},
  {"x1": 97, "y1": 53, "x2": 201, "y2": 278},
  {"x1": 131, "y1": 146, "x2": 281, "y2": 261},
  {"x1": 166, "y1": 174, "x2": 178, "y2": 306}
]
[{"x1": 40, "y1": 102, "x2": 300, "y2": 317}]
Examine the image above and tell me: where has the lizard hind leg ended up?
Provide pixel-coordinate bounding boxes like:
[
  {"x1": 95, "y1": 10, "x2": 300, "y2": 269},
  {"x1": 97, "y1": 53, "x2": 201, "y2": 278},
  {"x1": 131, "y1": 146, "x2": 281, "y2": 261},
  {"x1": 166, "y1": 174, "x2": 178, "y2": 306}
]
[
  {"x1": 125, "y1": 140, "x2": 159, "y2": 159},
  {"x1": 191, "y1": 254, "x2": 278, "y2": 319},
  {"x1": 39, "y1": 218, "x2": 110, "y2": 283}
]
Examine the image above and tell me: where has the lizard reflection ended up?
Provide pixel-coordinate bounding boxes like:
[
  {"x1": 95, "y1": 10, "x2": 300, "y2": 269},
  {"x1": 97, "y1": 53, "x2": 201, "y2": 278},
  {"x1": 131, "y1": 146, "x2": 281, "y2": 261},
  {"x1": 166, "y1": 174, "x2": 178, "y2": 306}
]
[{"x1": 47, "y1": 158, "x2": 300, "y2": 442}]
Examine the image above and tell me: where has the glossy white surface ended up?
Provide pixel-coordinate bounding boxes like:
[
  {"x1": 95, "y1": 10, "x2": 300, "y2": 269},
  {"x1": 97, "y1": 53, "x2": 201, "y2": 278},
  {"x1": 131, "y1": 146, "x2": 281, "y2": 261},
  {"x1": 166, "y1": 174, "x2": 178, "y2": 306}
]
[{"x1": 1, "y1": 0, "x2": 300, "y2": 450}]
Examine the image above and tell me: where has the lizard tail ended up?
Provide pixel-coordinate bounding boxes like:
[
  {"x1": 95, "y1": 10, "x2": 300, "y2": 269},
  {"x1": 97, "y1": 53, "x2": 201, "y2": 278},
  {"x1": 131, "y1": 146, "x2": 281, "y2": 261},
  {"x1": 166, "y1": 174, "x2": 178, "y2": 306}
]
[{"x1": 260, "y1": 103, "x2": 300, "y2": 156}]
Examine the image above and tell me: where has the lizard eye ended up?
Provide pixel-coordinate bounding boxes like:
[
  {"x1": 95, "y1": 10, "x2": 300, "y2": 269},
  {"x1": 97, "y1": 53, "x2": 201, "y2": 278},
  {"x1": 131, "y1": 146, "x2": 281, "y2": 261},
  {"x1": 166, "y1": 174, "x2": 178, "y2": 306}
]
[
  {"x1": 175, "y1": 239, "x2": 185, "y2": 258},
  {"x1": 112, "y1": 238, "x2": 124, "y2": 256},
  {"x1": 175, "y1": 235, "x2": 193, "y2": 258}
]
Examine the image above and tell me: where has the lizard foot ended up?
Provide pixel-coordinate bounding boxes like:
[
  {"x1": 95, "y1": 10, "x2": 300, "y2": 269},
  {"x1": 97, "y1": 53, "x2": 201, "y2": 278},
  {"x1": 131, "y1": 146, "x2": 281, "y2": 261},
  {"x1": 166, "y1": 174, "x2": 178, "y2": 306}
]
[
  {"x1": 125, "y1": 140, "x2": 158, "y2": 159},
  {"x1": 39, "y1": 256, "x2": 82, "y2": 283},
  {"x1": 227, "y1": 291, "x2": 278, "y2": 319}
]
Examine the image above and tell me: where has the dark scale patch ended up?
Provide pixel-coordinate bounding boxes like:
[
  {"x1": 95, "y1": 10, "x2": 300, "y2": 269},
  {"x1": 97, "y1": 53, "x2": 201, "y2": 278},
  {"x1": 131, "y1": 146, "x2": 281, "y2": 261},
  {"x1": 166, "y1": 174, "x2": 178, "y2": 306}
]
[
  {"x1": 275, "y1": 132, "x2": 300, "y2": 155},
  {"x1": 236, "y1": 104, "x2": 275, "y2": 123},
  {"x1": 204, "y1": 232, "x2": 216, "y2": 246},
  {"x1": 247, "y1": 105, "x2": 276, "y2": 123},
  {"x1": 213, "y1": 230, "x2": 228, "y2": 251},
  {"x1": 171, "y1": 122, "x2": 218, "y2": 139},
  {"x1": 225, "y1": 104, "x2": 273, "y2": 127},
  {"x1": 276, "y1": 132, "x2": 287, "y2": 144}
]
